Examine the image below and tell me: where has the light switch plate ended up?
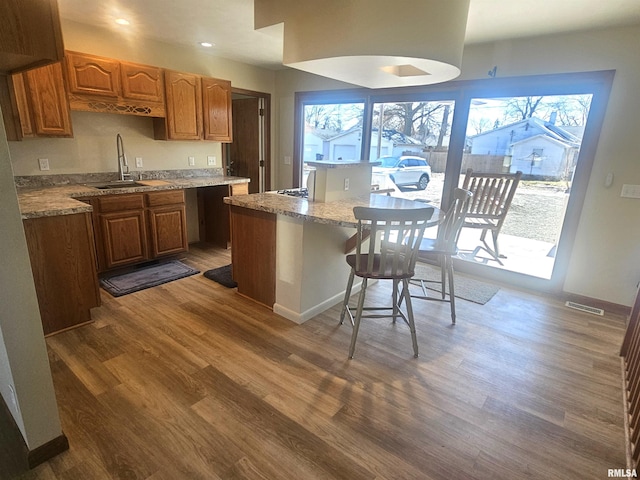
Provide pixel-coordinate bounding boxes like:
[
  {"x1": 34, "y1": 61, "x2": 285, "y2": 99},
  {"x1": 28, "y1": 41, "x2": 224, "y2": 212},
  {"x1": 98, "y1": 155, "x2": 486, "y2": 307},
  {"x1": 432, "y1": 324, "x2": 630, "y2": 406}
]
[
  {"x1": 188, "y1": 156, "x2": 195, "y2": 166},
  {"x1": 135, "y1": 157, "x2": 143, "y2": 168}
]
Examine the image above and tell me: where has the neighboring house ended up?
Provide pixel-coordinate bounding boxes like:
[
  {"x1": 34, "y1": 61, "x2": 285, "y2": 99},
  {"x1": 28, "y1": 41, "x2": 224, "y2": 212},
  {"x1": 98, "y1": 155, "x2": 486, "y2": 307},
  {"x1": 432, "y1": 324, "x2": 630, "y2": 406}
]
[
  {"x1": 303, "y1": 127, "x2": 425, "y2": 162},
  {"x1": 468, "y1": 116, "x2": 582, "y2": 179},
  {"x1": 509, "y1": 134, "x2": 579, "y2": 178}
]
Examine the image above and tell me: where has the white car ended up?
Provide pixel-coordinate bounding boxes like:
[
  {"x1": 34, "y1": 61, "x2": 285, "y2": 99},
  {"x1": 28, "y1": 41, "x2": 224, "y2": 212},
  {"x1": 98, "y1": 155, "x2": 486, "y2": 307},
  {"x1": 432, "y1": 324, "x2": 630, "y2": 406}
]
[{"x1": 372, "y1": 156, "x2": 432, "y2": 190}]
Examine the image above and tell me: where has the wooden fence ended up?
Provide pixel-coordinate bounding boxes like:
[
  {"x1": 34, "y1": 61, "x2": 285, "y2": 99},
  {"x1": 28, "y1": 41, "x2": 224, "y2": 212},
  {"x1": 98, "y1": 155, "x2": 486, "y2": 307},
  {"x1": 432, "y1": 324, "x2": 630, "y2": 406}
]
[{"x1": 408, "y1": 152, "x2": 508, "y2": 174}]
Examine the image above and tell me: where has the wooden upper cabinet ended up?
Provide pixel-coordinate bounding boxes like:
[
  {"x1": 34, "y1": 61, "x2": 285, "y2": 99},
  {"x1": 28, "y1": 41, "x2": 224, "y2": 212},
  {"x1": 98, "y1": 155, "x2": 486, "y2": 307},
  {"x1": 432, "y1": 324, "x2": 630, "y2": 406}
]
[
  {"x1": 159, "y1": 70, "x2": 203, "y2": 140},
  {"x1": 155, "y1": 72, "x2": 233, "y2": 142},
  {"x1": 65, "y1": 52, "x2": 165, "y2": 117},
  {"x1": 18, "y1": 62, "x2": 72, "y2": 137},
  {"x1": 0, "y1": 0, "x2": 64, "y2": 74},
  {"x1": 202, "y1": 77, "x2": 232, "y2": 142},
  {"x1": 11, "y1": 74, "x2": 35, "y2": 137},
  {"x1": 65, "y1": 51, "x2": 120, "y2": 98},
  {"x1": 120, "y1": 61, "x2": 164, "y2": 103}
]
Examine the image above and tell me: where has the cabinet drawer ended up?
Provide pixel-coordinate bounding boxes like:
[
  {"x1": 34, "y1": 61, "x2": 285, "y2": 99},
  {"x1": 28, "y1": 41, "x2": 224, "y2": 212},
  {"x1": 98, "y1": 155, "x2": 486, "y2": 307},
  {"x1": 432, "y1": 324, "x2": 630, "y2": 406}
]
[
  {"x1": 146, "y1": 189, "x2": 185, "y2": 207},
  {"x1": 97, "y1": 193, "x2": 144, "y2": 212}
]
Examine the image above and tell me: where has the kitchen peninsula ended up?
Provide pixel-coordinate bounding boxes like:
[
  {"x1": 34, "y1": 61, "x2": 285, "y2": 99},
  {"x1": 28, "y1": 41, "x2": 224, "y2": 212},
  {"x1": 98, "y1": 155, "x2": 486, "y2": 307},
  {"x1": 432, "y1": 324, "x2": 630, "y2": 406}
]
[{"x1": 225, "y1": 191, "x2": 440, "y2": 324}]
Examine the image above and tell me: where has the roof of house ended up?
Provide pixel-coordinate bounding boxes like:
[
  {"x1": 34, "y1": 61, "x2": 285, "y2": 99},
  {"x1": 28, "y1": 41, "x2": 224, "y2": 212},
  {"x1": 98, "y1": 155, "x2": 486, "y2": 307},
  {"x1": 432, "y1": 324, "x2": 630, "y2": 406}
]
[{"x1": 469, "y1": 117, "x2": 582, "y2": 147}]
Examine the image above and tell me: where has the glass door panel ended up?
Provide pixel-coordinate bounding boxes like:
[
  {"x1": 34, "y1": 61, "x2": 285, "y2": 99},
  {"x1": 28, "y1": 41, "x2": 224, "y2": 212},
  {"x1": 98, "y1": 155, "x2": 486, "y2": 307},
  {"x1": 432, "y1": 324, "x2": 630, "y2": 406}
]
[
  {"x1": 369, "y1": 100, "x2": 455, "y2": 210},
  {"x1": 457, "y1": 94, "x2": 593, "y2": 279},
  {"x1": 301, "y1": 102, "x2": 365, "y2": 187}
]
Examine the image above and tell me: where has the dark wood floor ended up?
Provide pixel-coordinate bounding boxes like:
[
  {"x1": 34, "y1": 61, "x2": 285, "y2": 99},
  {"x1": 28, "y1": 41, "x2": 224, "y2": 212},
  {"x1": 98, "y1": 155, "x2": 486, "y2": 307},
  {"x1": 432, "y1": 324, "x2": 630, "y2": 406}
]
[{"x1": 7, "y1": 243, "x2": 628, "y2": 479}]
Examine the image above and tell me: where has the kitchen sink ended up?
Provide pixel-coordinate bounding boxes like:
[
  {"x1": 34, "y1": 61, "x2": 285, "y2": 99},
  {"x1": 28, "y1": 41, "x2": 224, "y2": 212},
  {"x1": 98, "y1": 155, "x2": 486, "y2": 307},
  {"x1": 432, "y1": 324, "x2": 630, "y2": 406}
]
[{"x1": 84, "y1": 180, "x2": 145, "y2": 190}]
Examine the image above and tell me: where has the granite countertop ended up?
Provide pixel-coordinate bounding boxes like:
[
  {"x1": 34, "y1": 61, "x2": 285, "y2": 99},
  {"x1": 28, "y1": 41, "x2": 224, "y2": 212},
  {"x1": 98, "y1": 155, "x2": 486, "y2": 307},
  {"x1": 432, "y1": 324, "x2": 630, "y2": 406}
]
[
  {"x1": 17, "y1": 175, "x2": 250, "y2": 220},
  {"x1": 224, "y1": 192, "x2": 440, "y2": 228}
]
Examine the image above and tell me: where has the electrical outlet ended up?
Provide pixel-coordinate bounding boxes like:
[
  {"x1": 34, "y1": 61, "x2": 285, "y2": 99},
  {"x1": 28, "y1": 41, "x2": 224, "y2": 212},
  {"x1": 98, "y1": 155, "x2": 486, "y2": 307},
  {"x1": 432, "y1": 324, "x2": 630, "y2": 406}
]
[
  {"x1": 284, "y1": 156, "x2": 292, "y2": 165},
  {"x1": 344, "y1": 178, "x2": 350, "y2": 191},
  {"x1": 188, "y1": 156, "x2": 195, "y2": 166},
  {"x1": 207, "y1": 156, "x2": 216, "y2": 166},
  {"x1": 621, "y1": 184, "x2": 640, "y2": 199},
  {"x1": 135, "y1": 157, "x2": 143, "y2": 168},
  {"x1": 38, "y1": 158, "x2": 50, "y2": 171}
]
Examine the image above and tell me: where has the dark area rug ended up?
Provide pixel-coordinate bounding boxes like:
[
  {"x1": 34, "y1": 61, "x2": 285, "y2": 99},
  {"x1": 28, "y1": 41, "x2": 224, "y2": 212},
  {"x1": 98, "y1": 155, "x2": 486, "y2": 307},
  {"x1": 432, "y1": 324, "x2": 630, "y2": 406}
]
[
  {"x1": 203, "y1": 264, "x2": 237, "y2": 288},
  {"x1": 100, "y1": 260, "x2": 200, "y2": 297}
]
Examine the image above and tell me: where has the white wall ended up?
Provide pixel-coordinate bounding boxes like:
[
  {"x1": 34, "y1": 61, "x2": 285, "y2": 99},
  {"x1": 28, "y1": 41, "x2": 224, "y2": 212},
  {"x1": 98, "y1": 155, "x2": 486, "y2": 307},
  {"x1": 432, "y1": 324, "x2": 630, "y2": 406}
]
[
  {"x1": 273, "y1": 24, "x2": 640, "y2": 307},
  {"x1": 0, "y1": 107, "x2": 63, "y2": 450}
]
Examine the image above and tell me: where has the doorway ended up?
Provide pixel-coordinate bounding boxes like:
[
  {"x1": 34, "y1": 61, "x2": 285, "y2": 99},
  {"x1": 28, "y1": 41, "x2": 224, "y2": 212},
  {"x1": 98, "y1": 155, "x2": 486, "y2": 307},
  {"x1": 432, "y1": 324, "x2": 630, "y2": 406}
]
[{"x1": 225, "y1": 89, "x2": 271, "y2": 193}]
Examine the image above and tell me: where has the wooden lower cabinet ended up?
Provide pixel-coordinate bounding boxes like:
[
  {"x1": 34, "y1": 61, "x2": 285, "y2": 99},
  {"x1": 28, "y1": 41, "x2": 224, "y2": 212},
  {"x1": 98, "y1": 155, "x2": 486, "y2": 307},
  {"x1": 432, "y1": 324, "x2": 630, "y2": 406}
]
[
  {"x1": 100, "y1": 209, "x2": 148, "y2": 269},
  {"x1": 148, "y1": 205, "x2": 188, "y2": 257},
  {"x1": 23, "y1": 213, "x2": 101, "y2": 336},
  {"x1": 90, "y1": 190, "x2": 188, "y2": 272}
]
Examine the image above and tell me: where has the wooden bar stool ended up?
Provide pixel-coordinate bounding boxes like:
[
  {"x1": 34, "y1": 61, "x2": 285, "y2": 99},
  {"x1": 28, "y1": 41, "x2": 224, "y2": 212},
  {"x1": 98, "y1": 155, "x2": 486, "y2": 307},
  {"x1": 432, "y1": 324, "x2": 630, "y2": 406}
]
[{"x1": 339, "y1": 205, "x2": 434, "y2": 358}]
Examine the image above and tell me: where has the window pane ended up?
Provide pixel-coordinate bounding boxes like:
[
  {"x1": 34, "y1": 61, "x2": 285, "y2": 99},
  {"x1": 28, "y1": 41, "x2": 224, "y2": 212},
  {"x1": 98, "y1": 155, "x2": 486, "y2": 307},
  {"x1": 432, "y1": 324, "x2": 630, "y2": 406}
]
[
  {"x1": 302, "y1": 102, "x2": 365, "y2": 186},
  {"x1": 458, "y1": 93, "x2": 593, "y2": 279},
  {"x1": 370, "y1": 100, "x2": 455, "y2": 208}
]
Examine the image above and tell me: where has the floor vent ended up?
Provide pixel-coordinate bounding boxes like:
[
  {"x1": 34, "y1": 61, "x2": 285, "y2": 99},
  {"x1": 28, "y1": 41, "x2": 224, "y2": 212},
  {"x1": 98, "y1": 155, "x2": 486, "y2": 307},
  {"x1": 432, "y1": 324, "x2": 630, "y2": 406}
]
[{"x1": 565, "y1": 301, "x2": 604, "y2": 316}]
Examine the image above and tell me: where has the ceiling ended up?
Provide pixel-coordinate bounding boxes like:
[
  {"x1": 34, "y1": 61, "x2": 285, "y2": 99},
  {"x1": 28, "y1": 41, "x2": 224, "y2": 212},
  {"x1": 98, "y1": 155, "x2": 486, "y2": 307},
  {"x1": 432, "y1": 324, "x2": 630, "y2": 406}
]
[{"x1": 57, "y1": 0, "x2": 640, "y2": 71}]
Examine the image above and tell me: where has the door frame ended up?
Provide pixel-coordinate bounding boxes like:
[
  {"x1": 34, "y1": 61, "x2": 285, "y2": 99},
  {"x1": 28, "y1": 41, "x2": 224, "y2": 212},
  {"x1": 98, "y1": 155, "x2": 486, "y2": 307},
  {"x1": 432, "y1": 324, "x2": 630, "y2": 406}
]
[
  {"x1": 223, "y1": 87, "x2": 271, "y2": 192},
  {"x1": 448, "y1": 71, "x2": 615, "y2": 292}
]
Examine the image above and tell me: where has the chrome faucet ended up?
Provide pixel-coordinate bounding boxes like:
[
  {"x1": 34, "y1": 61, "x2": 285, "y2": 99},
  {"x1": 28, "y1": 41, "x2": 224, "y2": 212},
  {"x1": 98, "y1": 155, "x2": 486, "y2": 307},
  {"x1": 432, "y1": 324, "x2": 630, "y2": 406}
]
[{"x1": 116, "y1": 133, "x2": 131, "y2": 181}]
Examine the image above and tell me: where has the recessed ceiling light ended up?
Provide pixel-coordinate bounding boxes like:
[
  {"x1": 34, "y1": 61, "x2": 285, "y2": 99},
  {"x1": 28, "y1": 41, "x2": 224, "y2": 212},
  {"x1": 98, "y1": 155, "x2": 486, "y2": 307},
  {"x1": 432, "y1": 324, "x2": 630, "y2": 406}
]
[
  {"x1": 199, "y1": 42, "x2": 214, "y2": 48},
  {"x1": 115, "y1": 18, "x2": 130, "y2": 26}
]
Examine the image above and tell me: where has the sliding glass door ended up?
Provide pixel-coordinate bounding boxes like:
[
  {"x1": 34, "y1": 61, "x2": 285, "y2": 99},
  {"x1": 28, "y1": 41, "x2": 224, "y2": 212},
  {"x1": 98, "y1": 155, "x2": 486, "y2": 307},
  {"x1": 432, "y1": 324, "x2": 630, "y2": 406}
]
[
  {"x1": 293, "y1": 71, "x2": 613, "y2": 292},
  {"x1": 456, "y1": 93, "x2": 593, "y2": 280}
]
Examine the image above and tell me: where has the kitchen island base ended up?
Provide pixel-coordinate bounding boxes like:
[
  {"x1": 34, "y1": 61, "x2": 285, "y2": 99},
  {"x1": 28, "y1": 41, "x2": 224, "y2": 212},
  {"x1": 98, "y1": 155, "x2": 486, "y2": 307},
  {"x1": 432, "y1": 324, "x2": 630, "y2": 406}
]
[
  {"x1": 229, "y1": 206, "x2": 361, "y2": 323},
  {"x1": 273, "y1": 215, "x2": 361, "y2": 324}
]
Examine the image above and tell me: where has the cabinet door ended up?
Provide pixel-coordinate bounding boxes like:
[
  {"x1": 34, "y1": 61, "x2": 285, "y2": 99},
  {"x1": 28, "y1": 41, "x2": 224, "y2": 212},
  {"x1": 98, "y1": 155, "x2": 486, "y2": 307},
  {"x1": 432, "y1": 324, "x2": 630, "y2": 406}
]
[
  {"x1": 65, "y1": 51, "x2": 120, "y2": 98},
  {"x1": 163, "y1": 70, "x2": 202, "y2": 140},
  {"x1": 99, "y1": 210, "x2": 148, "y2": 269},
  {"x1": 25, "y1": 62, "x2": 73, "y2": 137},
  {"x1": 202, "y1": 76, "x2": 232, "y2": 142},
  {"x1": 11, "y1": 73, "x2": 34, "y2": 137},
  {"x1": 120, "y1": 61, "x2": 164, "y2": 103},
  {"x1": 147, "y1": 205, "x2": 188, "y2": 257}
]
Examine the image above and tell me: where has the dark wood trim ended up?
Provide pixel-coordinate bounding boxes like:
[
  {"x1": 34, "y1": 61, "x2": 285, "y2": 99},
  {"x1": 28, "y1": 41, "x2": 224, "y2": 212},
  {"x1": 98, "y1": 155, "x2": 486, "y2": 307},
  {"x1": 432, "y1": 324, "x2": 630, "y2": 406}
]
[
  {"x1": 229, "y1": 87, "x2": 272, "y2": 192},
  {"x1": 0, "y1": 392, "x2": 29, "y2": 476},
  {"x1": 27, "y1": 433, "x2": 69, "y2": 469},
  {"x1": 0, "y1": 393, "x2": 68, "y2": 473}
]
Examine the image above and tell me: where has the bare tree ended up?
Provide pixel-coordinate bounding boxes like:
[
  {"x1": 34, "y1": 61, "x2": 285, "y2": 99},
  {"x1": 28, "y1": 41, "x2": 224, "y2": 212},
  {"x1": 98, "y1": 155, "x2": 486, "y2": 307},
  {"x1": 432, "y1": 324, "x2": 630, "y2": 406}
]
[
  {"x1": 375, "y1": 101, "x2": 450, "y2": 146},
  {"x1": 504, "y1": 96, "x2": 546, "y2": 122},
  {"x1": 304, "y1": 104, "x2": 363, "y2": 132},
  {"x1": 470, "y1": 117, "x2": 493, "y2": 135}
]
